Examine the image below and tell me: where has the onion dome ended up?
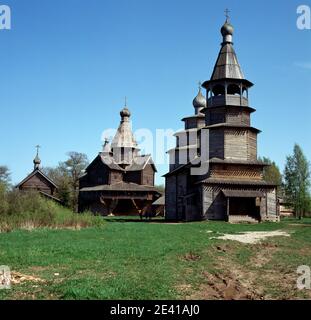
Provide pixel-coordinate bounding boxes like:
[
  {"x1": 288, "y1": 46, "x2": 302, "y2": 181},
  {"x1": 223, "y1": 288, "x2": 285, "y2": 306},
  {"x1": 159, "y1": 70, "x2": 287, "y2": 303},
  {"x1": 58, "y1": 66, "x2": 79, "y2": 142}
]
[
  {"x1": 193, "y1": 86, "x2": 206, "y2": 114},
  {"x1": 221, "y1": 22, "x2": 234, "y2": 37},
  {"x1": 120, "y1": 107, "x2": 131, "y2": 118},
  {"x1": 33, "y1": 145, "x2": 41, "y2": 170},
  {"x1": 33, "y1": 155, "x2": 41, "y2": 166},
  {"x1": 120, "y1": 97, "x2": 131, "y2": 119}
]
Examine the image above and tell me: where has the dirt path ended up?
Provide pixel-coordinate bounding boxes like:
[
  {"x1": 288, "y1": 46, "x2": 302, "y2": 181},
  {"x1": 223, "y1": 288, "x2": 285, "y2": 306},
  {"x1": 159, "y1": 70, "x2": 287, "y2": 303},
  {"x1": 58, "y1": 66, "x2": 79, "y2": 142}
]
[
  {"x1": 213, "y1": 230, "x2": 290, "y2": 244},
  {"x1": 177, "y1": 232, "x2": 309, "y2": 300}
]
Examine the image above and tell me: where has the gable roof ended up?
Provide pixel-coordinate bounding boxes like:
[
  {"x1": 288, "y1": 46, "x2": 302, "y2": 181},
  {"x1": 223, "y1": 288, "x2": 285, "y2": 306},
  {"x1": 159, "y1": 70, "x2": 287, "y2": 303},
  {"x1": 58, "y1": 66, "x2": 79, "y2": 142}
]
[
  {"x1": 126, "y1": 155, "x2": 157, "y2": 172},
  {"x1": 83, "y1": 152, "x2": 158, "y2": 179},
  {"x1": 83, "y1": 154, "x2": 125, "y2": 175},
  {"x1": 100, "y1": 154, "x2": 125, "y2": 171},
  {"x1": 16, "y1": 169, "x2": 58, "y2": 189}
]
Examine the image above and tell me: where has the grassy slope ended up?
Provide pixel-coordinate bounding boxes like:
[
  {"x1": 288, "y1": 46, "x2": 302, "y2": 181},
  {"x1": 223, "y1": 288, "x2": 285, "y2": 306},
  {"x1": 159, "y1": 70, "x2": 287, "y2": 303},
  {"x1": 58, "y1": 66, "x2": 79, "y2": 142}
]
[{"x1": 0, "y1": 218, "x2": 310, "y2": 300}]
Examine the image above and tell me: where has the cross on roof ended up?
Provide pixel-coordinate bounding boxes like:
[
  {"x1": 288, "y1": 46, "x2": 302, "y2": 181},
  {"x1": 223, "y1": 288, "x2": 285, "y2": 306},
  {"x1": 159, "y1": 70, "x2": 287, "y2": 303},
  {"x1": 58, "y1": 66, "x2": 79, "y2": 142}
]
[
  {"x1": 225, "y1": 8, "x2": 230, "y2": 21},
  {"x1": 124, "y1": 96, "x2": 127, "y2": 107},
  {"x1": 35, "y1": 145, "x2": 41, "y2": 155}
]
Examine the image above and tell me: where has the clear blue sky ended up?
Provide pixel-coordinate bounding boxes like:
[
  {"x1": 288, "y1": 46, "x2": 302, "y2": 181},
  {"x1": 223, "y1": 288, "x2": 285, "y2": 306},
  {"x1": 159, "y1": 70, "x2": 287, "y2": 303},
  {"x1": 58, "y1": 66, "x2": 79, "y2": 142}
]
[{"x1": 0, "y1": 0, "x2": 310, "y2": 185}]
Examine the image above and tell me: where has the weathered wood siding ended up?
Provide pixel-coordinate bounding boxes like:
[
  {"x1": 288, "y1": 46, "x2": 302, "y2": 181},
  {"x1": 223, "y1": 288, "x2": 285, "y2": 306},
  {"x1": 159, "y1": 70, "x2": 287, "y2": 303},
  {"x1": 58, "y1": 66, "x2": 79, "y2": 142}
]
[
  {"x1": 80, "y1": 157, "x2": 110, "y2": 187},
  {"x1": 197, "y1": 118, "x2": 206, "y2": 128},
  {"x1": 141, "y1": 164, "x2": 155, "y2": 186},
  {"x1": 210, "y1": 164, "x2": 263, "y2": 180},
  {"x1": 185, "y1": 118, "x2": 198, "y2": 130},
  {"x1": 224, "y1": 129, "x2": 247, "y2": 160},
  {"x1": 209, "y1": 129, "x2": 224, "y2": 158},
  {"x1": 260, "y1": 194, "x2": 267, "y2": 219},
  {"x1": 165, "y1": 176, "x2": 177, "y2": 220},
  {"x1": 247, "y1": 131, "x2": 257, "y2": 160},
  {"x1": 185, "y1": 187, "x2": 202, "y2": 221},
  {"x1": 202, "y1": 185, "x2": 214, "y2": 219},
  {"x1": 242, "y1": 111, "x2": 251, "y2": 125},
  {"x1": 202, "y1": 185, "x2": 226, "y2": 220},
  {"x1": 266, "y1": 188, "x2": 278, "y2": 219},
  {"x1": 19, "y1": 173, "x2": 54, "y2": 195},
  {"x1": 110, "y1": 170, "x2": 124, "y2": 184},
  {"x1": 226, "y1": 110, "x2": 250, "y2": 126},
  {"x1": 207, "y1": 109, "x2": 225, "y2": 125}
]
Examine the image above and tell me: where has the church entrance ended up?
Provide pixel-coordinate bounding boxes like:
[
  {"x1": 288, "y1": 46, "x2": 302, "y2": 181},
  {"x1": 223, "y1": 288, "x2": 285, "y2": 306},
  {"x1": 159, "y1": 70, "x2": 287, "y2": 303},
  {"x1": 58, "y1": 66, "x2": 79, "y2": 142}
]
[
  {"x1": 222, "y1": 190, "x2": 263, "y2": 222},
  {"x1": 228, "y1": 197, "x2": 260, "y2": 219},
  {"x1": 113, "y1": 199, "x2": 139, "y2": 215}
]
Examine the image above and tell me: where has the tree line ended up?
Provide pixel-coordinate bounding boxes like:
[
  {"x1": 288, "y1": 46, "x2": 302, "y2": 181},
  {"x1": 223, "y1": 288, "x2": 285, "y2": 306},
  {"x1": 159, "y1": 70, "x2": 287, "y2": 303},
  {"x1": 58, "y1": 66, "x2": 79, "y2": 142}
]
[
  {"x1": 0, "y1": 144, "x2": 310, "y2": 217},
  {"x1": 260, "y1": 144, "x2": 310, "y2": 218}
]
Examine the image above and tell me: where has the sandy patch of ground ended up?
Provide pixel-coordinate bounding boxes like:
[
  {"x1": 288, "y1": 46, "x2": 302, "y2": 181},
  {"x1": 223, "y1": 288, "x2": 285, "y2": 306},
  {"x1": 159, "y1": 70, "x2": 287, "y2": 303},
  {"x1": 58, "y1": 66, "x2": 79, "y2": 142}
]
[
  {"x1": 10, "y1": 271, "x2": 45, "y2": 284},
  {"x1": 213, "y1": 230, "x2": 290, "y2": 244}
]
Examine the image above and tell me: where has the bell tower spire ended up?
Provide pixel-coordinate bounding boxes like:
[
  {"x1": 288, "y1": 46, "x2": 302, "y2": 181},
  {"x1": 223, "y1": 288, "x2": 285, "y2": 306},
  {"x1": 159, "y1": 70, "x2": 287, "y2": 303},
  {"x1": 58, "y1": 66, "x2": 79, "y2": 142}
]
[
  {"x1": 202, "y1": 15, "x2": 258, "y2": 161},
  {"x1": 111, "y1": 100, "x2": 139, "y2": 164}
]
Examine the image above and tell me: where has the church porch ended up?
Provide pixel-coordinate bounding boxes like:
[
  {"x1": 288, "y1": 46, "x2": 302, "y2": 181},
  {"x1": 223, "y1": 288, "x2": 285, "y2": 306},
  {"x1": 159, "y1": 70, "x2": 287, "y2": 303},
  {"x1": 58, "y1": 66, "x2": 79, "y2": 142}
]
[
  {"x1": 222, "y1": 190, "x2": 264, "y2": 223},
  {"x1": 78, "y1": 185, "x2": 161, "y2": 218}
]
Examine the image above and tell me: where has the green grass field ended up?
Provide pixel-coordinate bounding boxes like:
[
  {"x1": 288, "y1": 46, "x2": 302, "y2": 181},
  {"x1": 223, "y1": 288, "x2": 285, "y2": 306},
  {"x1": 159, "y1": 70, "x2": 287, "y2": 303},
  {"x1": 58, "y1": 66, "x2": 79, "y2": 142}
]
[{"x1": 0, "y1": 217, "x2": 311, "y2": 300}]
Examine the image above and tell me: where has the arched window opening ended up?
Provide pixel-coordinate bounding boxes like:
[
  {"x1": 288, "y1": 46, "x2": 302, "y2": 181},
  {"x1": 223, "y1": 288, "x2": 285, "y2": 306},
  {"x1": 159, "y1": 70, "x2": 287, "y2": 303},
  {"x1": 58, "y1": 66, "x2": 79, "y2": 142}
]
[
  {"x1": 206, "y1": 89, "x2": 211, "y2": 99},
  {"x1": 242, "y1": 87, "x2": 248, "y2": 98},
  {"x1": 212, "y1": 84, "x2": 225, "y2": 96},
  {"x1": 227, "y1": 84, "x2": 240, "y2": 96}
]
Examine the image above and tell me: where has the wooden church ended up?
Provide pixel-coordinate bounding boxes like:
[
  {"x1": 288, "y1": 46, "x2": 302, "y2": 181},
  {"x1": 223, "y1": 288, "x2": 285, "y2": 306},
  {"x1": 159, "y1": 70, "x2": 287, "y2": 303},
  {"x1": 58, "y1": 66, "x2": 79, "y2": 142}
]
[
  {"x1": 16, "y1": 147, "x2": 60, "y2": 202},
  {"x1": 164, "y1": 17, "x2": 279, "y2": 223},
  {"x1": 78, "y1": 104, "x2": 161, "y2": 216}
]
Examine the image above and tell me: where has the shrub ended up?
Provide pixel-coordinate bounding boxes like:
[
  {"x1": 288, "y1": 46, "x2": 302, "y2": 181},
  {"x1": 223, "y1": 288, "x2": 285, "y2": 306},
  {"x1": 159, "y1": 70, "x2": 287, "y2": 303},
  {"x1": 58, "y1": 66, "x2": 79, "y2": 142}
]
[{"x1": 0, "y1": 190, "x2": 105, "y2": 232}]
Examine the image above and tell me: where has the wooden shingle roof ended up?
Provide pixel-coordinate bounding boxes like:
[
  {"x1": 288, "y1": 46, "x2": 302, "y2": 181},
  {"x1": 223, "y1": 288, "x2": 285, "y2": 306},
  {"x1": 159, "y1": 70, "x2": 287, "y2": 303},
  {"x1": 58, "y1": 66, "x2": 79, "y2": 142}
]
[
  {"x1": 16, "y1": 169, "x2": 58, "y2": 189},
  {"x1": 80, "y1": 182, "x2": 159, "y2": 192},
  {"x1": 222, "y1": 190, "x2": 265, "y2": 198},
  {"x1": 211, "y1": 43, "x2": 244, "y2": 80}
]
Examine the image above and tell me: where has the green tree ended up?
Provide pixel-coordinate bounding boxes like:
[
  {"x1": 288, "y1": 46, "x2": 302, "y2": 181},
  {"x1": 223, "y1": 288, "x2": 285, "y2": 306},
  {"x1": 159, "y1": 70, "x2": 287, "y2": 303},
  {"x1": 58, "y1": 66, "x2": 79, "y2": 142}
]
[
  {"x1": 0, "y1": 165, "x2": 11, "y2": 189},
  {"x1": 258, "y1": 157, "x2": 283, "y2": 195},
  {"x1": 42, "y1": 166, "x2": 72, "y2": 208},
  {"x1": 44, "y1": 152, "x2": 89, "y2": 211},
  {"x1": 284, "y1": 144, "x2": 311, "y2": 219}
]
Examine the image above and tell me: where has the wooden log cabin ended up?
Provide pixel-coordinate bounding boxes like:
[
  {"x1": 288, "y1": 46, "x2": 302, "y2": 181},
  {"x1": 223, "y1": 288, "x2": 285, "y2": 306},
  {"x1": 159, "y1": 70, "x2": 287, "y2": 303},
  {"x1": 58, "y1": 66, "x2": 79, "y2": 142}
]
[
  {"x1": 78, "y1": 105, "x2": 161, "y2": 216},
  {"x1": 16, "y1": 147, "x2": 60, "y2": 202},
  {"x1": 164, "y1": 18, "x2": 279, "y2": 223}
]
